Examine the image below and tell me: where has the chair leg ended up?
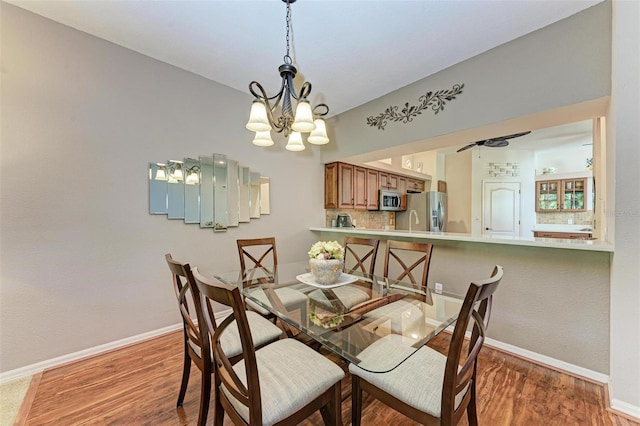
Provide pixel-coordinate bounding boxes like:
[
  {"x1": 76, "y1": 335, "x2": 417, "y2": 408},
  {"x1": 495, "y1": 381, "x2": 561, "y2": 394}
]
[
  {"x1": 467, "y1": 383, "x2": 479, "y2": 426},
  {"x1": 197, "y1": 370, "x2": 211, "y2": 426},
  {"x1": 351, "y1": 375, "x2": 363, "y2": 426},
  {"x1": 177, "y1": 342, "x2": 191, "y2": 407},
  {"x1": 213, "y1": 373, "x2": 224, "y2": 426},
  {"x1": 320, "y1": 382, "x2": 343, "y2": 426}
]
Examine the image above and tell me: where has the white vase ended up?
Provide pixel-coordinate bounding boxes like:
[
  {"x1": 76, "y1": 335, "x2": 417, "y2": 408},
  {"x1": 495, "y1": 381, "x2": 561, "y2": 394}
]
[{"x1": 309, "y1": 258, "x2": 344, "y2": 285}]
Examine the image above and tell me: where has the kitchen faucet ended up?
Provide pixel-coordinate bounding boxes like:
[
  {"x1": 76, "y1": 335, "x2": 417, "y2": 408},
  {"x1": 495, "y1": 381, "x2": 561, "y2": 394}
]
[{"x1": 409, "y1": 209, "x2": 419, "y2": 232}]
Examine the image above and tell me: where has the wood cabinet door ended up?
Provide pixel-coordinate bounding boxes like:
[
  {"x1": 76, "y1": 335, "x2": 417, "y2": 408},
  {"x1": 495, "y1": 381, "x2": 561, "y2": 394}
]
[
  {"x1": 560, "y1": 178, "x2": 587, "y2": 212},
  {"x1": 353, "y1": 166, "x2": 368, "y2": 209},
  {"x1": 536, "y1": 180, "x2": 560, "y2": 212},
  {"x1": 388, "y1": 174, "x2": 398, "y2": 190},
  {"x1": 338, "y1": 163, "x2": 354, "y2": 208},
  {"x1": 379, "y1": 172, "x2": 389, "y2": 189},
  {"x1": 366, "y1": 169, "x2": 379, "y2": 210},
  {"x1": 324, "y1": 163, "x2": 339, "y2": 209},
  {"x1": 398, "y1": 176, "x2": 407, "y2": 194}
]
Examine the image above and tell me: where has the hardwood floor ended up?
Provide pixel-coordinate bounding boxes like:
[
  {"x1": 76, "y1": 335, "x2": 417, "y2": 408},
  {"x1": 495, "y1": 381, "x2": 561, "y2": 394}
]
[{"x1": 22, "y1": 330, "x2": 637, "y2": 425}]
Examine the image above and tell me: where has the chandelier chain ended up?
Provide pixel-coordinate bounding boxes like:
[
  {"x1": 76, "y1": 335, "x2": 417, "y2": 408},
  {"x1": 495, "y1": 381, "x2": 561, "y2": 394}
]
[{"x1": 284, "y1": 1, "x2": 292, "y2": 64}]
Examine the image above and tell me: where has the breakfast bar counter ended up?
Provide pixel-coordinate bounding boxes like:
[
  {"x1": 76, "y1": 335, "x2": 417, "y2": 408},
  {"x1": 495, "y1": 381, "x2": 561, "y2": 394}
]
[
  {"x1": 309, "y1": 227, "x2": 612, "y2": 252},
  {"x1": 310, "y1": 226, "x2": 612, "y2": 383}
]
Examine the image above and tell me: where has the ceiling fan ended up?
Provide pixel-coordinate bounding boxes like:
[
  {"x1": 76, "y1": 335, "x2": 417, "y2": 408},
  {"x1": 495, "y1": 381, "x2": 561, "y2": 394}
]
[{"x1": 456, "y1": 131, "x2": 531, "y2": 152}]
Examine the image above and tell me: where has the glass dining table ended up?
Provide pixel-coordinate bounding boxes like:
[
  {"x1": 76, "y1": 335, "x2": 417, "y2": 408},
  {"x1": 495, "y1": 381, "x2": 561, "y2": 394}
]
[{"x1": 215, "y1": 261, "x2": 464, "y2": 373}]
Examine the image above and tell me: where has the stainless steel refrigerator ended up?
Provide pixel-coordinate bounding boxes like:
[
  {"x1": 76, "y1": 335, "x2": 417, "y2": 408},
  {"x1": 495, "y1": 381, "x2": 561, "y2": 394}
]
[{"x1": 396, "y1": 191, "x2": 447, "y2": 232}]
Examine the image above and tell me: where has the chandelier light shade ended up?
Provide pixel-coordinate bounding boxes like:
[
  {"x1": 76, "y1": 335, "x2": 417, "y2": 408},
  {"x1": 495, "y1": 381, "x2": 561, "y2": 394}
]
[
  {"x1": 246, "y1": 0, "x2": 330, "y2": 151},
  {"x1": 307, "y1": 119, "x2": 330, "y2": 145},
  {"x1": 252, "y1": 130, "x2": 275, "y2": 147},
  {"x1": 285, "y1": 131, "x2": 305, "y2": 151}
]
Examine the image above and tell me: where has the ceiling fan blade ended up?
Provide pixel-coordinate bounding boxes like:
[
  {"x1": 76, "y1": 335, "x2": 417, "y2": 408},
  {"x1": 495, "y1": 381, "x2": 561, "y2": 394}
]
[
  {"x1": 500, "y1": 130, "x2": 532, "y2": 140},
  {"x1": 456, "y1": 143, "x2": 478, "y2": 152}
]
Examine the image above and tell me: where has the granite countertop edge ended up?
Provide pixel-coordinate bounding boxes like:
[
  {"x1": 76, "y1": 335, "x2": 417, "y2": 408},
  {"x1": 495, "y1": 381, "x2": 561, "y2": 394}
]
[{"x1": 309, "y1": 227, "x2": 613, "y2": 253}]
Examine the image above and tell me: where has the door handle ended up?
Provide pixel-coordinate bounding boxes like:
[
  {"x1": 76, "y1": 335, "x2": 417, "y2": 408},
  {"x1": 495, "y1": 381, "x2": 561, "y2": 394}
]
[{"x1": 485, "y1": 227, "x2": 491, "y2": 230}]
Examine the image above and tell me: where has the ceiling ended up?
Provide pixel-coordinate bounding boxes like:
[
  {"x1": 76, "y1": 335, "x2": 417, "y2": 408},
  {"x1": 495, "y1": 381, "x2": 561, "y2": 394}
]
[{"x1": 7, "y1": 0, "x2": 602, "y2": 117}]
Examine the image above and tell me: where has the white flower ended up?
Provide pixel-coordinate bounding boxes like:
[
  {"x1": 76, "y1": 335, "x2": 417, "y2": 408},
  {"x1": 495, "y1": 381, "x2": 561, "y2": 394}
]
[{"x1": 308, "y1": 240, "x2": 344, "y2": 260}]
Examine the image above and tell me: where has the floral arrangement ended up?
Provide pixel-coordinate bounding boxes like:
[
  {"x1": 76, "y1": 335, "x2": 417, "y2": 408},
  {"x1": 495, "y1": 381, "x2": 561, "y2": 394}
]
[{"x1": 308, "y1": 240, "x2": 344, "y2": 260}]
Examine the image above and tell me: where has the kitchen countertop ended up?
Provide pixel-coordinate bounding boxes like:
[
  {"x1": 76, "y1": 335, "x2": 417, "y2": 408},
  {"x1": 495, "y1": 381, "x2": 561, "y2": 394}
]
[{"x1": 310, "y1": 227, "x2": 612, "y2": 252}]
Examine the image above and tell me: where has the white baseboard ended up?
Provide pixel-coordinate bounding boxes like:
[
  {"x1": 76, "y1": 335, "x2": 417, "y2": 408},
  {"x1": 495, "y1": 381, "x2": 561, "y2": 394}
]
[
  {"x1": 0, "y1": 323, "x2": 183, "y2": 384},
  {"x1": 610, "y1": 397, "x2": 640, "y2": 420},
  {"x1": 484, "y1": 336, "x2": 609, "y2": 383}
]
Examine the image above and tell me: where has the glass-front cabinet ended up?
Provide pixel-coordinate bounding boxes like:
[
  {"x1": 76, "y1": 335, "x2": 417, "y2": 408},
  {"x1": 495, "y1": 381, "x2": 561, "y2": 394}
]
[
  {"x1": 562, "y1": 178, "x2": 586, "y2": 211},
  {"x1": 536, "y1": 180, "x2": 559, "y2": 211},
  {"x1": 536, "y1": 178, "x2": 587, "y2": 212}
]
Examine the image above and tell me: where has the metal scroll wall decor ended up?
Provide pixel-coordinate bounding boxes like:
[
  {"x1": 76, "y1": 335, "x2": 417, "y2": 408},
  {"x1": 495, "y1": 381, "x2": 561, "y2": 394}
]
[
  {"x1": 149, "y1": 155, "x2": 270, "y2": 233},
  {"x1": 366, "y1": 83, "x2": 464, "y2": 130}
]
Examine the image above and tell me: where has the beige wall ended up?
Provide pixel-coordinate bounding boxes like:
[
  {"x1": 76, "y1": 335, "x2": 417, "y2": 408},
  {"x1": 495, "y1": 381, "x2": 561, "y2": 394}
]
[
  {"x1": 608, "y1": 0, "x2": 640, "y2": 412},
  {"x1": 0, "y1": 4, "x2": 324, "y2": 372},
  {"x1": 323, "y1": 3, "x2": 611, "y2": 163}
]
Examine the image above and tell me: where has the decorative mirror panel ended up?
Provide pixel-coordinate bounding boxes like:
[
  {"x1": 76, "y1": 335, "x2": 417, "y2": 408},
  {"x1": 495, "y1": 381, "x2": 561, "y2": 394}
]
[
  {"x1": 149, "y1": 163, "x2": 168, "y2": 214},
  {"x1": 183, "y1": 158, "x2": 200, "y2": 223},
  {"x1": 148, "y1": 155, "x2": 268, "y2": 232},
  {"x1": 250, "y1": 172, "x2": 261, "y2": 219},
  {"x1": 167, "y1": 160, "x2": 185, "y2": 219},
  {"x1": 228, "y1": 160, "x2": 240, "y2": 227},
  {"x1": 213, "y1": 154, "x2": 228, "y2": 232},
  {"x1": 199, "y1": 156, "x2": 214, "y2": 228}
]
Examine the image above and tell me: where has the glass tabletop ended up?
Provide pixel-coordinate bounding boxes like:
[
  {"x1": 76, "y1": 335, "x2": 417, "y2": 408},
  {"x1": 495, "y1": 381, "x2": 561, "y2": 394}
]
[{"x1": 215, "y1": 261, "x2": 464, "y2": 373}]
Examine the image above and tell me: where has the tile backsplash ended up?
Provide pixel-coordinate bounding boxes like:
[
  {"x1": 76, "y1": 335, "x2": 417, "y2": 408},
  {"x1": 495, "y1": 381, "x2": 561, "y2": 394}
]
[
  {"x1": 536, "y1": 210, "x2": 594, "y2": 225},
  {"x1": 325, "y1": 209, "x2": 395, "y2": 230}
]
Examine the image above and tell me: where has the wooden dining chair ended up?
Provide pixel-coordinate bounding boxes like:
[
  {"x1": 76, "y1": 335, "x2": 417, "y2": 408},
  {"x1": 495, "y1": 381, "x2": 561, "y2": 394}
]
[
  {"x1": 191, "y1": 268, "x2": 345, "y2": 426},
  {"x1": 165, "y1": 254, "x2": 283, "y2": 426},
  {"x1": 358, "y1": 240, "x2": 435, "y2": 332},
  {"x1": 236, "y1": 237, "x2": 308, "y2": 323},
  {"x1": 343, "y1": 237, "x2": 380, "y2": 275},
  {"x1": 350, "y1": 265, "x2": 504, "y2": 426},
  {"x1": 384, "y1": 240, "x2": 434, "y2": 286}
]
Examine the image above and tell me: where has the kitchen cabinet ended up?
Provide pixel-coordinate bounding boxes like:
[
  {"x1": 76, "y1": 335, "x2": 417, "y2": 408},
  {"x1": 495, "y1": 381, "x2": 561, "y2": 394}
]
[
  {"x1": 324, "y1": 162, "x2": 375, "y2": 210},
  {"x1": 379, "y1": 172, "x2": 398, "y2": 190},
  {"x1": 353, "y1": 166, "x2": 368, "y2": 209},
  {"x1": 366, "y1": 169, "x2": 379, "y2": 210},
  {"x1": 338, "y1": 162, "x2": 355, "y2": 208},
  {"x1": 406, "y1": 178, "x2": 425, "y2": 193},
  {"x1": 533, "y1": 231, "x2": 592, "y2": 240},
  {"x1": 325, "y1": 161, "x2": 426, "y2": 210},
  {"x1": 397, "y1": 176, "x2": 407, "y2": 194},
  {"x1": 536, "y1": 180, "x2": 560, "y2": 211},
  {"x1": 324, "y1": 162, "x2": 339, "y2": 209},
  {"x1": 536, "y1": 177, "x2": 587, "y2": 212},
  {"x1": 561, "y1": 178, "x2": 587, "y2": 211}
]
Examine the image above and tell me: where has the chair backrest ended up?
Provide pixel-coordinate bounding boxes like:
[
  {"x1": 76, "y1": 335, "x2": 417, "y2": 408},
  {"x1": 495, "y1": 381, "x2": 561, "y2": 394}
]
[
  {"x1": 441, "y1": 265, "x2": 504, "y2": 425},
  {"x1": 165, "y1": 254, "x2": 211, "y2": 369},
  {"x1": 237, "y1": 237, "x2": 278, "y2": 283},
  {"x1": 344, "y1": 237, "x2": 380, "y2": 275},
  {"x1": 383, "y1": 240, "x2": 434, "y2": 286},
  {"x1": 191, "y1": 268, "x2": 265, "y2": 425}
]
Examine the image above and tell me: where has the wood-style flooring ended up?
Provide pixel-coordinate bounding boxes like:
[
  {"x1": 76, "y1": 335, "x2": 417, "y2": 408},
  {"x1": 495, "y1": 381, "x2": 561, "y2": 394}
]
[{"x1": 22, "y1": 330, "x2": 638, "y2": 425}]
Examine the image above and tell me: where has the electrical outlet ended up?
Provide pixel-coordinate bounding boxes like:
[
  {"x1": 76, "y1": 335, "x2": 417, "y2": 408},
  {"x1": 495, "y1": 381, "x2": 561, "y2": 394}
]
[{"x1": 435, "y1": 282, "x2": 443, "y2": 293}]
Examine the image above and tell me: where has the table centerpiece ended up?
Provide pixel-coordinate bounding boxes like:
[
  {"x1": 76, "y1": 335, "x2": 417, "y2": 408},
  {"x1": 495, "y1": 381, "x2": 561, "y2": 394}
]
[{"x1": 308, "y1": 240, "x2": 345, "y2": 285}]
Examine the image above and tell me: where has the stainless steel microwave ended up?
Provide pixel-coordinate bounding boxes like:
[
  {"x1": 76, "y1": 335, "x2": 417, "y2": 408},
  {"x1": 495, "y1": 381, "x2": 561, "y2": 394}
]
[{"x1": 379, "y1": 190, "x2": 405, "y2": 211}]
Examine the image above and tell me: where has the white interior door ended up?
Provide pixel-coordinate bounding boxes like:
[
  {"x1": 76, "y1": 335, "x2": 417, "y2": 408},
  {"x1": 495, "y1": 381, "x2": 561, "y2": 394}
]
[{"x1": 483, "y1": 182, "x2": 521, "y2": 237}]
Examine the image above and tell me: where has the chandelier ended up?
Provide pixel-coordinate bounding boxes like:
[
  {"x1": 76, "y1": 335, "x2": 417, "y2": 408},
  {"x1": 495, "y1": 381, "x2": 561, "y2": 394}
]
[{"x1": 245, "y1": 0, "x2": 330, "y2": 151}]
